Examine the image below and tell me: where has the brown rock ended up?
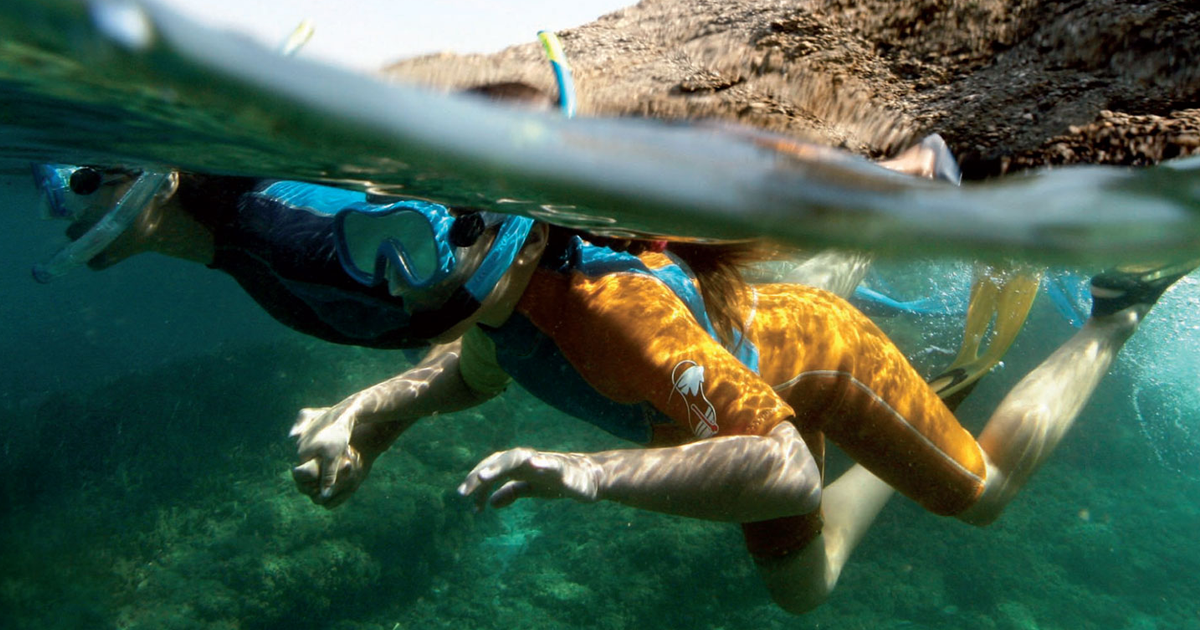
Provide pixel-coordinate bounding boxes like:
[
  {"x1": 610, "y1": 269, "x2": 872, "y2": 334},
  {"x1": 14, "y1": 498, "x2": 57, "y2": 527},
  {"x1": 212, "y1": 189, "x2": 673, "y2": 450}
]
[{"x1": 382, "y1": 0, "x2": 1200, "y2": 179}]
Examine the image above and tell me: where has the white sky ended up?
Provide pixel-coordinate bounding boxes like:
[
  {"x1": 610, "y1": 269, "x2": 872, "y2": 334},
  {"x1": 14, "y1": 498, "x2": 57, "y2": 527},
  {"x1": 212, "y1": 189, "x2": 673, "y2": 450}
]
[{"x1": 154, "y1": 0, "x2": 634, "y2": 71}]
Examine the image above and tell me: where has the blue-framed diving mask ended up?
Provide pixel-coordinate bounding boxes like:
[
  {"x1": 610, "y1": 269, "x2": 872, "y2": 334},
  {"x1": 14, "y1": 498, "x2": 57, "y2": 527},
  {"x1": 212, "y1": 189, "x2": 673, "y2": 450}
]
[
  {"x1": 31, "y1": 164, "x2": 172, "y2": 283},
  {"x1": 334, "y1": 199, "x2": 535, "y2": 311},
  {"x1": 331, "y1": 29, "x2": 563, "y2": 313}
]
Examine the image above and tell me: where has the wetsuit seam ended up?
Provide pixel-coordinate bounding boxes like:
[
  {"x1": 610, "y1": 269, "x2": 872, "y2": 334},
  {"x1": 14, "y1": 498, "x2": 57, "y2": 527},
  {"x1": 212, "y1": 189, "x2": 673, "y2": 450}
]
[{"x1": 772, "y1": 369, "x2": 984, "y2": 485}]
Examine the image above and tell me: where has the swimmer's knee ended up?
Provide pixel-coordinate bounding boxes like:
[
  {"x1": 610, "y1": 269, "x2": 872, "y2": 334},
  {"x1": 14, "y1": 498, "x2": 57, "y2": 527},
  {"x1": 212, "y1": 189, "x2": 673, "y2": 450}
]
[
  {"x1": 753, "y1": 539, "x2": 837, "y2": 615},
  {"x1": 764, "y1": 577, "x2": 832, "y2": 615},
  {"x1": 954, "y1": 456, "x2": 1007, "y2": 527}
]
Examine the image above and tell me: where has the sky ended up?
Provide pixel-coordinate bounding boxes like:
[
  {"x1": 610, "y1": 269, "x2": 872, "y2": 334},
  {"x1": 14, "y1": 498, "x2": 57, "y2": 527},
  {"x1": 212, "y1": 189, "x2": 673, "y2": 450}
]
[{"x1": 154, "y1": 0, "x2": 634, "y2": 71}]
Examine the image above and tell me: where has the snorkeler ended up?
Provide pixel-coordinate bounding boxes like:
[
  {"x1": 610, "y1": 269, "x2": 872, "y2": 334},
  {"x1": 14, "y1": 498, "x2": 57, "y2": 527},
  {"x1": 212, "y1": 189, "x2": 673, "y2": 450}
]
[
  {"x1": 29, "y1": 51, "x2": 1098, "y2": 611},
  {"x1": 31, "y1": 163, "x2": 533, "y2": 349},
  {"x1": 28, "y1": 37, "x2": 1137, "y2": 614},
  {"x1": 283, "y1": 195, "x2": 1196, "y2": 613},
  {"x1": 31, "y1": 153, "x2": 1195, "y2": 612}
]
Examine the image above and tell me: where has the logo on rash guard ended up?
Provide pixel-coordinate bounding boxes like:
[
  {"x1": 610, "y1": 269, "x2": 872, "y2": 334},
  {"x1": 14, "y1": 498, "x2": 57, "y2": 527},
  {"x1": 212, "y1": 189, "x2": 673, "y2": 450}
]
[{"x1": 671, "y1": 360, "x2": 718, "y2": 438}]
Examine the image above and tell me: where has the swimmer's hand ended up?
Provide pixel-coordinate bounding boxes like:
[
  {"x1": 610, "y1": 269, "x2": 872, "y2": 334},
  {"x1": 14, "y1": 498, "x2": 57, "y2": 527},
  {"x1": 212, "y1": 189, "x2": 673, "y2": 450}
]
[
  {"x1": 290, "y1": 403, "x2": 368, "y2": 508},
  {"x1": 458, "y1": 448, "x2": 602, "y2": 510}
]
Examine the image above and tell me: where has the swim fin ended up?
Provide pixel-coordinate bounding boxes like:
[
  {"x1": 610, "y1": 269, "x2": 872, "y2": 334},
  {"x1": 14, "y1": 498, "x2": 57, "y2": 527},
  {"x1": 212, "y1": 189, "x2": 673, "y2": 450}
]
[
  {"x1": 1090, "y1": 260, "x2": 1200, "y2": 318},
  {"x1": 928, "y1": 263, "x2": 1042, "y2": 401}
]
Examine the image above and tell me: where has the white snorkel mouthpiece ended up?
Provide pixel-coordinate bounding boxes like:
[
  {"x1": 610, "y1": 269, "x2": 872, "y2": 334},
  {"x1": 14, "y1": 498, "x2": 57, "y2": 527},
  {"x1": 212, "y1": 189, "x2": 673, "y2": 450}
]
[{"x1": 32, "y1": 169, "x2": 172, "y2": 283}]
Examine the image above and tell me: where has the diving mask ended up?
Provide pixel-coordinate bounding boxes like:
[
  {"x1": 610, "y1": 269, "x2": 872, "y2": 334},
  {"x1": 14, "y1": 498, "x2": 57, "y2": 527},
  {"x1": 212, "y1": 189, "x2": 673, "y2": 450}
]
[
  {"x1": 334, "y1": 200, "x2": 534, "y2": 308},
  {"x1": 31, "y1": 164, "x2": 173, "y2": 283}
]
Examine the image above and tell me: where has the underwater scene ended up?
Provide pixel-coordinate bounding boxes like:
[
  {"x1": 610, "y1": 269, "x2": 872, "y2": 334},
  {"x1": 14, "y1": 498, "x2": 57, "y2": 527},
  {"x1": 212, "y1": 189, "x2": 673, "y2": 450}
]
[
  {"x1": 3, "y1": 1, "x2": 1200, "y2": 629},
  {"x1": 2, "y1": 161, "x2": 1199, "y2": 630}
]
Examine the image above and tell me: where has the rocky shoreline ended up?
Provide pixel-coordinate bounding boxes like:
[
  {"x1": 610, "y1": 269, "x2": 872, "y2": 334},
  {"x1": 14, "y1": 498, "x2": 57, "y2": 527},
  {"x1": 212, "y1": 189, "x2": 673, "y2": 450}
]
[{"x1": 384, "y1": 0, "x2": 1200, "y2": 180}]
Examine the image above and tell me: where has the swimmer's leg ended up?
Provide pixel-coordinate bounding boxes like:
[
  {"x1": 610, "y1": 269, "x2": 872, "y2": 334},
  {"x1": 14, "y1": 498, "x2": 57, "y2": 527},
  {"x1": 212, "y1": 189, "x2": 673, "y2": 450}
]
[
  {"x1": 747, "y1": 135, "x2": 958, "y2": 300},
  {"x1": 757, "y1": 356, "x2": 996, "y2": 614},
  {"x1": 755, "y1": 464, "x2": 893, "y2": 614},
  {"x1": 758, "y1": 326, "x2": 996, "y2": 614},
  {"x1": 769, "y1": 250, "x2": 875, "y2": 299},
  {"x1": 755, "y1": 261, "x2": 1193, "y2": 610},
  {"x1": 877, "y1": 134, "x2": 962, "y2": 184},
  {"x1": 958, "y1": 260, "x2": 1198, "y2": 525},
  {"x1": 757, "y1": 258, "x2": 1164, "y2": 612}
]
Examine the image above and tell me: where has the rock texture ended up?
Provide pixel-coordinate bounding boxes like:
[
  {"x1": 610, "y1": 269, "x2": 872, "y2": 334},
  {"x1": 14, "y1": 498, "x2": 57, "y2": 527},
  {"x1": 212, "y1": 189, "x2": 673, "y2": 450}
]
[{"x1": 384, "y1": 0, "x2": 1200, "y2": 179}]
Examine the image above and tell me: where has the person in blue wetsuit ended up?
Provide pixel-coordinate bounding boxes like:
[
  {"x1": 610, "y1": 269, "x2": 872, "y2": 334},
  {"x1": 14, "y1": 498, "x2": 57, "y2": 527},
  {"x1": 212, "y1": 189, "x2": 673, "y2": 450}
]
[{"x1": 32, "y1": 166, "x2": 502, "y2": 349}]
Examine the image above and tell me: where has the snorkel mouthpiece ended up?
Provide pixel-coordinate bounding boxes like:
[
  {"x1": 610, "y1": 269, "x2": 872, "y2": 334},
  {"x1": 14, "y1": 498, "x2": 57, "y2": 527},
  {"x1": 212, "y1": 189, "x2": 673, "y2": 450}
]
[
  {"x1": 68, "y1": 167, "x2": 104, "y2": 195},
  {"x1": 31, "y1": 169, "x2": 171, "y2": 283}
]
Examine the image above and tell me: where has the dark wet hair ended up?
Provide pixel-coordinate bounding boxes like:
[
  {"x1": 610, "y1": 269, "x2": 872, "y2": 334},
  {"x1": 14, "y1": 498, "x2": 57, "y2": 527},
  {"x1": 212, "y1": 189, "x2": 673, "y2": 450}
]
[
  {"x1": 174, "y1": 173, "x2": 258, "y2": 228},
  {"x1": 669, "y1": 240, "x2": 773, "y2": 347}
]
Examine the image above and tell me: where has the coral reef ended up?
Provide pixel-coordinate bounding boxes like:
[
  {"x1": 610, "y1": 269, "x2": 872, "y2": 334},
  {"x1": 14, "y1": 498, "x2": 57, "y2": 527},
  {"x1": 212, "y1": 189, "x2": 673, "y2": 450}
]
[{"x1": 2, "y1": 299, "x2": 1199, "y2": 629}]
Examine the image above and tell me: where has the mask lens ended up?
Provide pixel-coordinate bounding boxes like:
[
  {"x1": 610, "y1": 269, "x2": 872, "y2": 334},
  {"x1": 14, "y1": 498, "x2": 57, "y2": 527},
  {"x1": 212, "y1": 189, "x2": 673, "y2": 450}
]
[
  {"x1": 341, "y1": 208, "x2": 443, "y2": 284},
  {"x1": 387, "y1": 211, "x2": 439, "y2": 281}
]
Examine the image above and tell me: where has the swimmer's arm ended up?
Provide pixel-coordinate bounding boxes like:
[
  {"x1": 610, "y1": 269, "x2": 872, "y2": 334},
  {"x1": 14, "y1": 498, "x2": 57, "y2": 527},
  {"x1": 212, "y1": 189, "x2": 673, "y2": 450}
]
[
  {"x1": 459, "y1": 421, "x2": 821, "y2": 522},
  {"x1": 291, "y1": 338, "x2": 499, "y2": 506},
  {"x1": 326, "y1": 340, "x2": 497, "y2": 453},
  {"x1": 292, "y1": 337, "x2": 496, "y2": 459},
  {"x1": 328, "y1": 337, "x2": 497, "y2": 428}
]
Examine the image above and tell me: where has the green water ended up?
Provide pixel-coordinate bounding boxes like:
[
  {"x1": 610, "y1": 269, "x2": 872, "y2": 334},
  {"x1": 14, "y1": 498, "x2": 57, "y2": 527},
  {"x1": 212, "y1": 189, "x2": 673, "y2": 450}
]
[
  {"x1": 3, "y1": 1, "x2": 1200, "y2": 629},
  {"x1": 2, "y1": 249, "x2": 1199, "y2": 629}
]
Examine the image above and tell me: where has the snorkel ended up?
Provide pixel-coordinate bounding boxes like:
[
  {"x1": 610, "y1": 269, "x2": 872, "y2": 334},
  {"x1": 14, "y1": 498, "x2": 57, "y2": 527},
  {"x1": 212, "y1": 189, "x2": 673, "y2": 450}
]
[
  {"x1": 31, "y1": 166, "x2": 172, "y2": 283},
  {"x1": 334, "y1": 31, "x2": 573, "y2": 331},
  {"x1": 537, "y1": 31, "x2": 576, "y2": 118}
]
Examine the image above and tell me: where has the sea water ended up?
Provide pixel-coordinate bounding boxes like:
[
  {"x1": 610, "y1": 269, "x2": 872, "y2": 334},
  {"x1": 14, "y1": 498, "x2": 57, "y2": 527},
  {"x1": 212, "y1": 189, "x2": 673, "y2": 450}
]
[
  {"x1": 4, "y1": 167, "x2": 1200, "y2": 630},
  {"x1": 4, "y1": 8, "x2": 1200, "y2": 630}
]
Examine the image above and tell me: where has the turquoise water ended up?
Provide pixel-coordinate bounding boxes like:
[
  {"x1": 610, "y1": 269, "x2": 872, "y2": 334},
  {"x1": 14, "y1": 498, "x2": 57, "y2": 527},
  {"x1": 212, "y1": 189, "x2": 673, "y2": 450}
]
[
  {"x1": 4, "y1": 2, "x2": 1200, "y2": 629},
  {"x1": 3, "y1": 168, "x2": 1200, "y2": 629}
]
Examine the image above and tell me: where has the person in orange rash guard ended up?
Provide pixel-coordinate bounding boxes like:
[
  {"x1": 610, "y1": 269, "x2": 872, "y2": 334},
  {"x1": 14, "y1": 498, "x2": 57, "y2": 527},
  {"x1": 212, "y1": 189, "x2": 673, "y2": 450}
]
[{"x1": 290, "y1": 209, "x2": 1195, "y2": 612}]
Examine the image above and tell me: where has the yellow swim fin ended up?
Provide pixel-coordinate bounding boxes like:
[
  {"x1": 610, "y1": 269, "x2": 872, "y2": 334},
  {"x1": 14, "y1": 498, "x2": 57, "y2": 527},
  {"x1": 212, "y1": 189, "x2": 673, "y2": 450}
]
[{"x1": 929, "y1": 262, "x2": 1043, "y2": 403}]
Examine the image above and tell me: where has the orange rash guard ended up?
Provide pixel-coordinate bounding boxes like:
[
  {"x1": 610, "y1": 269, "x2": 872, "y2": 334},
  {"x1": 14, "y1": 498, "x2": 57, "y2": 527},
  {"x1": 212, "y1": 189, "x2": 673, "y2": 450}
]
[{"x1": 479, "y1": 236, "x2": 987, "y2": 557}]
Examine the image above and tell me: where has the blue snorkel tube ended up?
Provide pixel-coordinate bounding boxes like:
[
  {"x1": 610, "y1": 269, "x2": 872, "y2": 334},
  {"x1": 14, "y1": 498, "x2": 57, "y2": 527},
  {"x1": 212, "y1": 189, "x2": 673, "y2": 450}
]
[
  {"x1": 537, "y1": 31, "x2": 576, "y2": 118},
  {"x1": 338, "y1": 30, "x2": 573, "y2": 302},
  {"x1": 31, "y1": 169, "x2": 172, "y2": 283}
]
